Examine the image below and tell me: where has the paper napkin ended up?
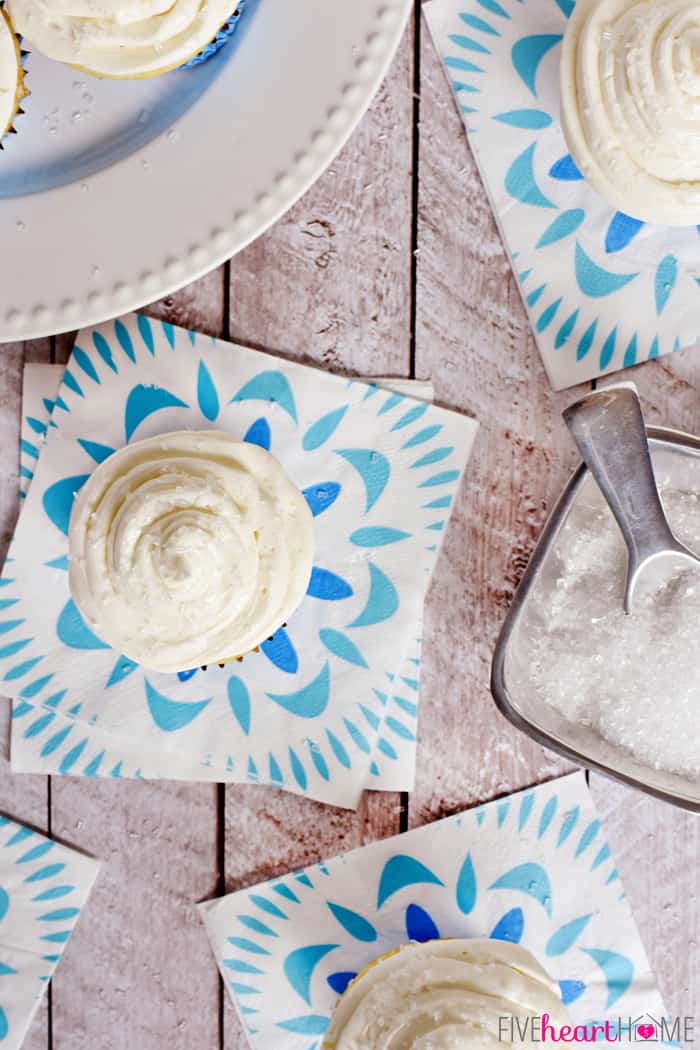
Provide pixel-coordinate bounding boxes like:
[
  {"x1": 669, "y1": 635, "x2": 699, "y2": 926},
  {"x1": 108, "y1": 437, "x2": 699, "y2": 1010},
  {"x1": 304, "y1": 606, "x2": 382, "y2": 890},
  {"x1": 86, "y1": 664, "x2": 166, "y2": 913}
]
[
  {"x1": 0, "y1": 814, "x2": 99, "y2": 1050},
  {"x1": 13, "y1": 365, "x2": 428, "y2": 794},
  {"x1": 3, "y1": 314, "x2": 477, "y2": 807},
  {"x1": 200, "y1": 771, "x2": 666, "y2": 1049},
  {"x1": 424, "y1": 0, "x2": 700, "y2": 390}
]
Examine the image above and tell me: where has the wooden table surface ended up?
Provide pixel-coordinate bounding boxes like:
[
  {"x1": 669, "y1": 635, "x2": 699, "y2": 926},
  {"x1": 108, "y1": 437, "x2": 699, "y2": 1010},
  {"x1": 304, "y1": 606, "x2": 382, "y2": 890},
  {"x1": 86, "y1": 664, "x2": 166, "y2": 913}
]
[{"x1": 1, "y1": 5, "x2": 698, "y2": 1047}]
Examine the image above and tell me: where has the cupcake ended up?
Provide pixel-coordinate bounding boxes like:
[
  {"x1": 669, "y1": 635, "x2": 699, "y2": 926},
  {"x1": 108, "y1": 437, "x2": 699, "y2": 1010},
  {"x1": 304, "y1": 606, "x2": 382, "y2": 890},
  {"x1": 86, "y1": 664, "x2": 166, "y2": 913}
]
[
  {"x1": 8, "y1": 0, "x2": 245, "y2": 79},
  {"x1": 68, "y1": 430, "x2": 314, "y2": 674},
  {"x1": 559, "y1": 0, "x2": 700, "y2": 225},
  {"x1": 323, "y1": 938, "x2": 570, "y2": 1049},
  {"x1": 0, "y1": 5, "x2": 26, "y2": 147}
]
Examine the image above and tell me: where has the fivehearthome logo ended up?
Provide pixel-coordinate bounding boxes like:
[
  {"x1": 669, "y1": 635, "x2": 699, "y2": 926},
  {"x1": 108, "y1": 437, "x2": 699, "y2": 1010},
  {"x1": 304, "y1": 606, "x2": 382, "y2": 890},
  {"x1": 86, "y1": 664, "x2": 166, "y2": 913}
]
[{"x1": 498, "y1": 1012, "x2": 695, "y2": 1043}]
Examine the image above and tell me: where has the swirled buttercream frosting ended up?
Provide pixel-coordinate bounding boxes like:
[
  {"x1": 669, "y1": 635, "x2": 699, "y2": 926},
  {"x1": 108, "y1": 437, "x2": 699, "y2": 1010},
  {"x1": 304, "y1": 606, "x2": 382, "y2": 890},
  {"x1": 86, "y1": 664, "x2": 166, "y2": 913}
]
[
  {"x1": 68, "y1": 430, "x2": 314, "y2": 673},
  {"x1": 8, "y1": 0, "x2": 239, "y2": 78},
  {"x1": 323, "y1": 939, "x2": 570, "y2": 1050},
  {"x1": 0, "y1": 7, "x2": 25, "y2": 140},
  {"x1": 560, "y1": 0, "x2": 700, "y2": 225}
]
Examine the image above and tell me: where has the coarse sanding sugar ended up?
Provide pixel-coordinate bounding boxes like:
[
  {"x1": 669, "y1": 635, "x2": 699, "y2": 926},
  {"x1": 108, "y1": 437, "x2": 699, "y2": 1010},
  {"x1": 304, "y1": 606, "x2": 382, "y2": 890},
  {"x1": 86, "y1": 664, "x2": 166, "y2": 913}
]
[{"x1": 515, "y1": 453, "x2": 700, "y2": 779}]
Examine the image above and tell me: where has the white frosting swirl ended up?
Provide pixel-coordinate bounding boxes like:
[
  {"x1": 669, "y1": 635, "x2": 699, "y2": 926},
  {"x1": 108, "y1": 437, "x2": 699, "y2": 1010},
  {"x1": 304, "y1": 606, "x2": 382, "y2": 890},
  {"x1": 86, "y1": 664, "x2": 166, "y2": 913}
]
[
  {"x1": 324, "y1": 939, "x2": 570, "y2": 1050},
  {"x1": 0, "y1": 7, "x2": 23, "y2": 139},
  {"x1": 8, "y1": 0, "x2": 238, "y2": 78},
  {"x1": 68, "y1": 430, "x2": 314, "y2": 673},
  {"x1": 560, "y1": 0, "x2": 700, "y2": 225}
]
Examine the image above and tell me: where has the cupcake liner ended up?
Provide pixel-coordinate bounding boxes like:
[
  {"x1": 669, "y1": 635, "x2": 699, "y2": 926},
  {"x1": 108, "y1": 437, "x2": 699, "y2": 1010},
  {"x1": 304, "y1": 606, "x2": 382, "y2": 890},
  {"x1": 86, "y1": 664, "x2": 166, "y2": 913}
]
[
  {"x1": 181, "y1": 0, "x2": 246, "y2": 69},
  {"x1": 0, "y1": 6, "x2": 28, "y2": 147}
]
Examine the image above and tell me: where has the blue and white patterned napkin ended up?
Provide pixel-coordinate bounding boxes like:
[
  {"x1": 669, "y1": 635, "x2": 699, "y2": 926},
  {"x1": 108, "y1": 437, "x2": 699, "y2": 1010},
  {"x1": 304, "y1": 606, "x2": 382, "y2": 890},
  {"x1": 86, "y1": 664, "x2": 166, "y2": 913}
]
[
  {"x1": 0, "y1": 814, "x2": 99, "y2": 1050},
  {"x1": 199, "y1": 771, "x2": 666, "y2": 1049},
  {"x1": 424, "y1": 0, "x2": 700, "y2": 389},
  {"x1": 3, "y1": 315, "x2": 478, "y2": 808}
]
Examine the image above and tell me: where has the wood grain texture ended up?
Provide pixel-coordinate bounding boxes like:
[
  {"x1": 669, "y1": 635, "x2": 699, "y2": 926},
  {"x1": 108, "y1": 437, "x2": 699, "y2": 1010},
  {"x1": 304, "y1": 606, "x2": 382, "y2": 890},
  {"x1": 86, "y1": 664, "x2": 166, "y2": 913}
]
[
  {"x1": 48, "y1": 283, "x2": 226, "y2": 1050},
  {"x1": 410, "y1": 18, "x2": 579, "y2": 824},
  {"x1": 0, "y1": 339, "x2": 50, "y2": 1050},
  {"x1": 222, "y1": 23, "x2": 416, "y2": 1049}
]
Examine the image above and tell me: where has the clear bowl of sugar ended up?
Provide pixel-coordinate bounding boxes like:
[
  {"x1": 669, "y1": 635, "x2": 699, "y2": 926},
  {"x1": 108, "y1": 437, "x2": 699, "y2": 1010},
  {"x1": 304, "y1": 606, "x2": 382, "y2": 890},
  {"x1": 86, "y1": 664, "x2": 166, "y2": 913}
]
[{"x1": 492, "y1": 425, "x2": 700, "y2": 811}]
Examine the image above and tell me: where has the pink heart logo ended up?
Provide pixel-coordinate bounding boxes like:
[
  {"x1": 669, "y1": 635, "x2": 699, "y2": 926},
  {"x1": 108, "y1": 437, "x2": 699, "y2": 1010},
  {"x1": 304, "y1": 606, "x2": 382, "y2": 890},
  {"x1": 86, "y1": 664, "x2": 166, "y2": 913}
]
[{"x1": 637, "y1": 1025, "x2": 655, "y2": 1040}]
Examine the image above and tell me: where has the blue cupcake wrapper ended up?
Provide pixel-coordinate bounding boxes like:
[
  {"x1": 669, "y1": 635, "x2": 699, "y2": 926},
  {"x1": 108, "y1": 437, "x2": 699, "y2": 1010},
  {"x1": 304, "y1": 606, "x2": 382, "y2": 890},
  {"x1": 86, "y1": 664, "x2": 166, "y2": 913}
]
[{"x1": 180, "y1": 0, "x2": 246, "y2": 69}]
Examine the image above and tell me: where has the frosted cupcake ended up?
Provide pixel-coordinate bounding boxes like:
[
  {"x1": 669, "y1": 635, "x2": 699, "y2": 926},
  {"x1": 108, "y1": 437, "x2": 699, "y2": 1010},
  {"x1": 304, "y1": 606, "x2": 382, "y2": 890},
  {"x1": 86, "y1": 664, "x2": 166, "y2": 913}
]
[
  {"x1": 560, "y1": 0, "x2": 700, "y2": 225},
  {"x1": 0, "y1": 6, "x2": 26, "y2": 147},
  {"x1": 323, "y1": 939, "x2": 570, "y2": 1049},
  {"x1": 8, "y1": 0, "x2": 245, "y2": 79},
  {"x1": 68, "y1": 430, "x2": 314, "y2": 674}
]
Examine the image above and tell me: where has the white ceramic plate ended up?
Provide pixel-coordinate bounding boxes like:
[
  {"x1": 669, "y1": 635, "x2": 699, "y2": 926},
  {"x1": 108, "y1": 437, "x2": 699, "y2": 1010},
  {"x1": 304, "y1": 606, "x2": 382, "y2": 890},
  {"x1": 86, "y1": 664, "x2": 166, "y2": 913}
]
[{"x1": 0, "y1": 0, "x2": 412, "y2": 342}]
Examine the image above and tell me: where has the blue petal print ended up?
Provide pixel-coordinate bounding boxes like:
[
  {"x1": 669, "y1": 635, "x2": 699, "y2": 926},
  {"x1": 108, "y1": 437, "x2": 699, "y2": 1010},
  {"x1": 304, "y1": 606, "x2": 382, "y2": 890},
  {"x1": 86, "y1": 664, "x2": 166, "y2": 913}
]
[
  {"x1": 538, "y1": 796, "x2": 557, "y2": 838},
  {"x1": 490, "y1": 907, "x2": 524, "y2": 944},
  {"x1": 57, "y1": 599, "x2": 109, "y2": 650},
  {"x1": 327, "y1": 902, "x2": 377, "y2": 942},
  {"x1": 161, "y1": 321, "x2": 175, "y2": 348},
  {"x1": 77, "y1": 438, "x2": 115, "y2": 464},
  {"x1": 261, "y1": 628, "x2": 298, "y2": 674},
  {"x1": 348, "y1": 562, "x2": 398, "y2": 627},
  {"x1": 559, "y1": 979, "x2": 586, "y2": 1005},
  {"x1": 0, "y1": 887, "x2": 7, "y2": 921},
  {"x1": 197, "y1": 360, "x2": 219, "y2": 420},
  {"x1": 549, "y1": 154, "x2": 583, "y2": 180},
  {"x1": 605, "y1": 212, "x2": 644, "y2": 253},
  {"x1": 350, "y1": 527, "x2": 410, "y2": 547},
  {"x1": 43, "y1": 475, "x2": 90, "y2": 535},
  {"x1": 137, "y1": 314, "x2": 155, "y2": 354},
  {"x1": 228, "y1": 676, "x2": 251, "y2": 734},
  {"x1": 557, "y1": 806, "x2": 580, "y2": 846},
  {"x1": 335, "y1": 449, "x2": 390, "y2": 514},
  {"x1": 115, "y1": 319, "x2": 136, "y2": 362},
  {"x1": 267, "y1": 663, "x2": 330, "y2": 718},
  {"x1": 72, "y1": 347, "x2": 99, "y2": 384},
  {"x1": 231, "y1": 371, "x2": 297, "y2": 422},
  {"x1": 302, "y1": 482, "x2": 341, "y2": 517},
  {"x1": 554, "y1": 0, "x2": 574, "y2": 15},
  {"x1": 377, "y1": 855, "x2": 444, "y2": 909},
  {"x1": 505, "y1": 144, "x2": 556, "y2": 208},
  {"x1": 511, "y1": 35, "x2": 562, "y2": 97},
  {"x1": 277, "y1": 1016, "x2": 330, "y2": 1035},
  {"x1": 0, "y1": 1008, "x2": 7, "y2": 1040},
  {"x1": 92, "y1": 332, "x2": 118, "y2": 372},
  {"x1": 456, "y1": 853, "x2": 477, "y2": 915},
  {"x1": 284, "y1": 944, "x2": 338, "y2": 1005},
  {"x1": 177, "y1": 668, "x2": 198, "y2": 682},
  {"x1": 623, "y1": 334, "x2": 638, "y2": 367},
  {"x1": 289, "y1": 747, "x2": 307, "y2": 790},
  {"x1": 124, "y1": 385, "x2": 188, "y2": 441},
  {"x1": 303, "y1": 406, "x2": 348, "y2": 450},
  {"x1": 307, "y1": 568, "x2": 353, "y2": 601},
  {"x1": 577, "y1": 320, "x2": 597, "y2": 361},
  {"x1": 319, "y1": 629, "x2": 367, "y2": 668},
  {"x1": 107, "y1": 657, "x2": 138, "y2": 688},
  {"x1": 243, "y1": 417, "x2": 271, "y2": 450},
  {"x1": 448, "y1": 32, "x2": 491, "y2": 55},
  {"x1": 546, "y1": 914, "x2": 592, "y2": 956},
  {"x1": 599, "y1": 327, "x2": 617, "y2": 370},
  {"x1": 555, "y1": 310, "x2": 579, "y2": 349},
  {"x1": 536, "y1": 209, "x2": 585, "y2": 248},
  {"x1": 460, "y1": 12, "x2": 500, "y2": 34},
  {"x1": 327, "y1": 971, "x2": 357, "y2": 996},
  {"x1": 655, "y1": 254, "x2": 677, "y2": 315},
  {"x1": 494, "y1": 108, "x2": 551, "y2": 129},
  {"x1": 581, "y1": 949, "x2": 634, "y2": 1008},
  {"x1": 490, "y1": 863, "x2": 552, "y2": 916},
  {"x1": 574, "y1": 242, "x2": 638, "y2": 298},
  {"x1": 405, "y1": 903, "x2": 440, "y2": 942},
  {"x1": 145, "y1": 678, "x2": 211, "y2": 731}
]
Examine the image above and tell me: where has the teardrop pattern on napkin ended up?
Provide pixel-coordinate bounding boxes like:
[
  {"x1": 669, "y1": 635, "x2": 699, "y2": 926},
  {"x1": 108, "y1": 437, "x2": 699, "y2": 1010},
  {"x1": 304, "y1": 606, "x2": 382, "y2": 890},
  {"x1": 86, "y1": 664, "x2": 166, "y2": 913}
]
[
  {"x1": 546, "y1": 913, "x2": 592, "y2": 956},
  {"x1": 511, "y1": 34, "x2": 561, "y2": 97},
  {"x1": 319, "y1": 629, "x2": 367, "y2": 669},
  {"x1": 261, "y1": 629, "x2": 298, "y2": 675},
  {"x1": 56, "y1": 599, "x2": 109, "y2": 651},
  {"x1": 405, "y1": 903, "x2": 440, "y2": 942},
  {"x1": 43, "y1": 475, "x2": 90, "y2": 535},
  {"x1": 243, "y1": 417, "x2": 271, "y2": 450},
  {"x1": 327, "y1": 902, "x2": 376, "y2": 942},
  {"x1": 303, "y1": 406, "x2": 348, "y2": 450},
  {"x1": 197, "y1": 360, "x2": 219, "y2": 421},
  {"x1": 301, "y1": 482, "x2": 341, "y2": 517},
  {"x1": 456, "y1": 853, "x2": 477, "y2": 914},
  {"x1": 575, "y1": 243, "x2": 638, "y2": 299},
  {"x1": 505, "y1": 143, "x2": 556, "y2": 208},
  {"x1": 284, "y1": 944, "x2": 338, "y2": 1004},
  {"x1": 377, "y1": 856, "x2": 444, "y2": 909},
  {"x1": 490, "y1": 906, "x2": 524, "y2": 943},
  {"x1": 348, "y1": 562, "x2": 398, "y2": 628},
  {"x1": 489, "y1": 862, "x2": 552, "y2": 916},
  {"x1": 581, "y1": 948, "x2": 634, "y2": 1009},
  {"x1": 335, "y1": 449, "x2": 389, "y2": 514},
  {"x1": 124, "y1": 384, "x2": 188, "y2": 441},
  {"x1": 145, "y1": 679, "x2": 212, "y2": 732},
  {"x1": 306, "y1": 568, "x2": 353, "y2": 601},
  {"x1": 230, "y1": 371, "x2": 297, "y2": 422},
  {"x1": 227, "y1": 676, "x2": 251, "y2": 734},
  {"x1": 266, "y1": 663, "x2": 330, "y2": 719},
  {"x1": 654, "y1": 255, "x2": 677, "y2": 315}
]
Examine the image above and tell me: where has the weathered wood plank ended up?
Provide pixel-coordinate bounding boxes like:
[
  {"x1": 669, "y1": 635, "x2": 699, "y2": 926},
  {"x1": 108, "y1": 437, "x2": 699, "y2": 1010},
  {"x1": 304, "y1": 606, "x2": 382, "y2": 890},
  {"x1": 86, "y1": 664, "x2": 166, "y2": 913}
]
[
  {"x1": 49, "y1": 277, "x2": 226, "y2": 1050},
  {"x1": 411, "y1": 19, "x2": 579, "y2": 825},
  {"x1": 590, "y1": 350, "x2": 700, "y2": 1024},
  {"x1": 0, "y1": 339, "x2": 50, "y2": 1050},
  {"x1": 222, "y1": 22, "x2": 416, "y2": 1048}
]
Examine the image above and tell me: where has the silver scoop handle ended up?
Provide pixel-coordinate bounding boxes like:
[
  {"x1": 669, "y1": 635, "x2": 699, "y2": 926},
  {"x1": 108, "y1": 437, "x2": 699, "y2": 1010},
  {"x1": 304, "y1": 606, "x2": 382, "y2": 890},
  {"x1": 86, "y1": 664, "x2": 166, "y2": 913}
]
[{"x1": 563, "y1": 387, "x2": 690, "y2": 608}]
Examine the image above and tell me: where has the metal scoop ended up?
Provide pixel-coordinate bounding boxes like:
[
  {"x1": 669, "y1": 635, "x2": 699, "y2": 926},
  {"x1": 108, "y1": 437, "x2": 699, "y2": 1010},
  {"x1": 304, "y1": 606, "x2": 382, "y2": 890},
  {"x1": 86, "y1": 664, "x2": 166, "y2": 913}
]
[{"x1": 563, "y1": 385, "x2": 700, "y2": 613}]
